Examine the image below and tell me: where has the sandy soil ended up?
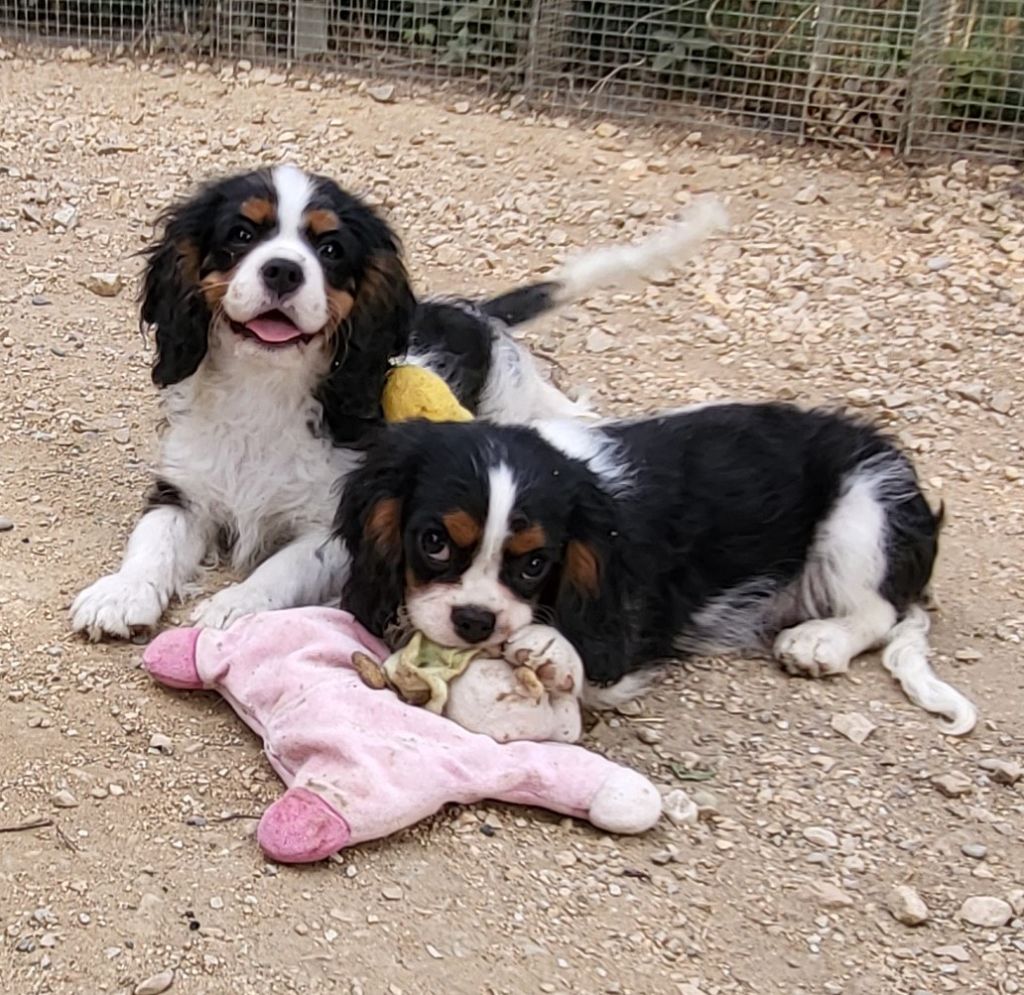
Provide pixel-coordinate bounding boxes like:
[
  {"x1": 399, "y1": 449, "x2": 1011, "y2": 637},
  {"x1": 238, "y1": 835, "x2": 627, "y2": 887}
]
[{"x1": 1, "y1": 48, "x2": 1023, "y2": 995}]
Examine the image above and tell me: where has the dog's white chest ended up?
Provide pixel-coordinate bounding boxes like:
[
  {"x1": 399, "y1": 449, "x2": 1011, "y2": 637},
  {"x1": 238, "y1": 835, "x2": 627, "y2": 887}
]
[{"x1": 159, "y1": 373, "x2": 353, "y2": 567}]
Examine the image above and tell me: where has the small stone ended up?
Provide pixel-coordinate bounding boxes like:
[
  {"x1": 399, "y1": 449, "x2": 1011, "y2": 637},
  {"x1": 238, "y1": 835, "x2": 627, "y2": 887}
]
[
  {"x1": 51, "y1": 789, "x2": 78, "y2": 809},
  {"x1": 209, "y1": 896, "x2": 223, "y2": 910},
  {"x1": 368, "y1": 84, "x2": 395, "y2": 104},
  {"x1": 82, "y1": 272, "x2": 125, "y2": 298},
  {"x1": 954, "y1": 383, "x2": 984, "y2": 404},
  {"x1": 989, "y1": 390, "x2": 1013, "y2": 414},
  {"x1": 452, "y1": 101, "x2": 471, "y2": 115},
  {"x1": 887, "y1": 885, "x2": 930, "y2": 926},
  {"x1": 978, "y1": 758, "x2": 1021, "y2": 785},
  {"x1": 934, "y1": 944, "x2": 970, "y2": 963},
  {"x1": 636, "y1": 727, "x2": 662, "y2": 745},
  {"x1": 21, "y1": 204, "x2": 44, "y2": 225},
  {"x1": 585, "y1": 329, "x2": 617, "y2": 354},
  {"x1": 794, "y1": 185, "x2": 820, "y2": 205},
  {"x1": 595, "y1": 122, "x2": 618, "y2": 138},
  {"x1": 554, "y1": 850, "x2": 577, "y2": 867},
  {"x1": 148, "y1": 733, "x2": 173, "y2": 755},
  {"x1": 830, "y1": 711, "x2": 877, "y2": 745},
  {"x1": 221, "y1": 135, "x2": 241, "y2": 150},
  {"x1": 846, "y1": 387, "x2": 873, "y2": 407},
  {"x1": 265, "y1": 72, "x2": 286, "y2": 86},
  {"x1": 931, "y1": 772, "x2": 972, "y2": 798},
  {"x1": 1007, "y1": 888, "x2": 1024, "y2": 916},
  {"x1": 0, "y1": 516, "x2": 13, "y2": 532},
  {"x1": 547, "y1": 228, "x2": 568, "y2": 247},
  {"x1": 691, "y1": 788, "x2": 718, "y2": 817},
  {"x1": 380, "y1": 885, "x2": 403, "y2": 901},
  {"x1": 961, "y1": 842, "x2": 987, "y2": 860},
  {"x1": 953, "y1": 647, "x2": 982, "y2": 662},
  {"x1": 718, "y1": 154, "x2": 745, "y2": 168},
  {"x1": 662, "y1": 789, "x2": 698, "y2": 826},
  {"x1": 926, "y1": 256, "x2": 952, "y2": 271},
  {"x1": 959, "y1": 895, "x2": 1012, "y2": 927},
  {"x1": 809, "y1": 881, "x2": 854, "y2": 909},
  {"x1": 52, "y1": 205, "x2": 78, "y2": 229},
  {"x1": 803, "y1": 826, "x2": 839, "y2": 848},
  {"x1": 134, "y1": 969, "x2": 174, "y2": 995}
]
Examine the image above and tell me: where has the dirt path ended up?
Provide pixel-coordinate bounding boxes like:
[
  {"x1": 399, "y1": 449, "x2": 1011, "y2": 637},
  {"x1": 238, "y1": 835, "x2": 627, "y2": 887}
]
[{"x1": 1, "y1": 51, "x2": 1022, "y2": 995}]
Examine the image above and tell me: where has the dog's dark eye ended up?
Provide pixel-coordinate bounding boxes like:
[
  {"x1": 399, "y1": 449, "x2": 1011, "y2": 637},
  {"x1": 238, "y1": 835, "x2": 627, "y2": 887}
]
[
  {"x1": 520, "y1": 552, "x2": 549, "y2": 581},
  {"x1": 317, "y1": 238, "x2": 342, "y2": 261},
  {"x1": 420, "y1": 529, "x2": 450, "y2": 563},
  {"x1": 228, "y1": 224, "x2": 254, "y2": 245}
]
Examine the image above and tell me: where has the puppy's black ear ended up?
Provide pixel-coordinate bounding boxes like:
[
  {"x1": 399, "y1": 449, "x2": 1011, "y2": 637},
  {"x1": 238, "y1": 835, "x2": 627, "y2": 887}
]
[
  {"x1": 334, "y1": 427, "x2": 421, "y2": 636},
  {"x1": 317, "y1": 213, "x2": 416, "y2": 442},
  {"x1": 550, "y1": 479, "x2": 631, "y2": 684},
  {"x1": 141, "y1": 191, "x2": 217, "y2": 388}
]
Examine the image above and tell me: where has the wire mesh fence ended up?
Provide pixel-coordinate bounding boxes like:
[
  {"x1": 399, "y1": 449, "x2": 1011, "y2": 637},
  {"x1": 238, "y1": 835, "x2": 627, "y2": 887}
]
[{"x1": 1, "y1": 1, "x2": 1021, "y2": 160}]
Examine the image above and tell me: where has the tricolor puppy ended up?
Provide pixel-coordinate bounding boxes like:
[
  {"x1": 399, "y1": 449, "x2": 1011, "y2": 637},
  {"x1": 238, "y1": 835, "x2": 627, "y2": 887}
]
[
  {"x1": 335, "y1": 406, "x2": 977, "y2": 735},
  {"x1": 70, "y1": 166, "x2": 726, "y2": 639}
]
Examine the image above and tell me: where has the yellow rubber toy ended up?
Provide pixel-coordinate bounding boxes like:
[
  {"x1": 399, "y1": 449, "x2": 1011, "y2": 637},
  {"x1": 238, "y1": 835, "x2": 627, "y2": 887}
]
[{"x1": 382, "y1": 365, "x2": 473, "y2": 424}]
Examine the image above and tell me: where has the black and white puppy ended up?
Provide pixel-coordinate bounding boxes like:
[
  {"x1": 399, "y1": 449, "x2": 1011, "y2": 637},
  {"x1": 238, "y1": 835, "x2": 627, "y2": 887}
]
[
  {"x1": 71, "y1": 166, "x2": 726, "y2": 639},
  {"x1": 335, "y1": 405, "x2": 977, "y2": 735}
]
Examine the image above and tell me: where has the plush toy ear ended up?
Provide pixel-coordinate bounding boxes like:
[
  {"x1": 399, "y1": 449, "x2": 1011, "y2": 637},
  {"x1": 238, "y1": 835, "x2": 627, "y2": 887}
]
[
  {"x1": 334, "y1": 426, "x2": 422, "y2": 636},
  {"x1": 549, "y1": 479, "x2": 631, "y2": 684},
  {"x1": 316, "y1": 236, "x2": 416, "y2": 443},
  {"x1": 141, "y1": 190, "x2": 219, "y2": 388}
]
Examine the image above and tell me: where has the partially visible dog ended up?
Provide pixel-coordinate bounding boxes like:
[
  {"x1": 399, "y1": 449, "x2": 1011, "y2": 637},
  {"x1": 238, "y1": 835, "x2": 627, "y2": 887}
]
[
  {"x1": 335, "y1": 405, "x2": 977, "y2": 735},
  {"x1": 70, "y1": 164, "x2": 727, "y2": 639}
]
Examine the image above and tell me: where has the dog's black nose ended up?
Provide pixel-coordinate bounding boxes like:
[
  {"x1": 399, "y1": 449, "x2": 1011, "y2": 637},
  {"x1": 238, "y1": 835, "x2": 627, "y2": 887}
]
[
  {"x1": 451, "y1": 605, "x2": 497, "y2": 644},
  {"x1": 261, "y1": 258, "x2": 304, "y2": 297}
]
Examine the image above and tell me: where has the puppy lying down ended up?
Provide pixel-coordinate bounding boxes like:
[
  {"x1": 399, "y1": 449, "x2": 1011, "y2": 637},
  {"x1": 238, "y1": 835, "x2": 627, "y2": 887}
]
[{"x1": 352, "y1": 623, "x2": 585, "y2": 743}]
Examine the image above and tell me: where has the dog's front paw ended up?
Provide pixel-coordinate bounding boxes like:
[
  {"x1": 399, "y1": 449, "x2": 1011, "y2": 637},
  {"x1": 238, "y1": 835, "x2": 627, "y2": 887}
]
[
  {"x1": 70, "y1": 574, "x2": 166, "y2": 641},
  {"x1": 503, "y1": 624, "x2": 583, "y2": 695},
  {"x1": 191, "y1": 585, "x2": 275, "y2": 630},
  {"x1": 774, "y1": 620, "x2": 854, "y2": 678}
]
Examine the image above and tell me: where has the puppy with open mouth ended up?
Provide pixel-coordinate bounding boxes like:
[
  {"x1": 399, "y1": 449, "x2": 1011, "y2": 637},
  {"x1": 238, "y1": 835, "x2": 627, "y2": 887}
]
[{"x1": 70, "y1": 165, "x2": 726, "y2": 641}]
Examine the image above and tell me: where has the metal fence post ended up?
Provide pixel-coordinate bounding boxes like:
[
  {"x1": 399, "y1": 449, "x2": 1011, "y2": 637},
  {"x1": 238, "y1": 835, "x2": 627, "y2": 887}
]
[
  {"x1": 524, "y1": 0, "x2": 572, "y2": 99},
  {"x1": 902, "y1": 0, "x2": 951, "y2": 158}
]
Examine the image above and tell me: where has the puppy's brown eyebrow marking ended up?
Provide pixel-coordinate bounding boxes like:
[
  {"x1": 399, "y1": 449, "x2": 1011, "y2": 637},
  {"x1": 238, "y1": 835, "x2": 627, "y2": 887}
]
[
  {"x1": 505, "y1": 523, "x2": 547, "y2": 556},
  {"x1": 443, "y1": 510, "x2": 482, "y2": 548},
  {"x1": 240, "y1": 196, "x2": 276, "y2": 226},
  {"x1": 305, "y1": 208, "x2": 341, "y2": 236}
]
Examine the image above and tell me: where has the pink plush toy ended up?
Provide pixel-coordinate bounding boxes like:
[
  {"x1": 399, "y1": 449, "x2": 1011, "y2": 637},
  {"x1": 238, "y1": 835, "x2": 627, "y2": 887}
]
[{"x1": 143, "y1": 607, "x2": 663, "y2": 863}]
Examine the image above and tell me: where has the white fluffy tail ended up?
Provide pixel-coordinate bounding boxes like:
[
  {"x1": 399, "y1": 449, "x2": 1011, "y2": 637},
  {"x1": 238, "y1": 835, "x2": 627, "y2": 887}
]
[
  {"x1": 582, "y1": 669, "x2": 664, "y2": 711},
  {"x1": 881, "y1": 605, "x2": 977, "y2": 736},
  {"x1": 552, "y1": 197, "x2": 729, "y2": 303}
]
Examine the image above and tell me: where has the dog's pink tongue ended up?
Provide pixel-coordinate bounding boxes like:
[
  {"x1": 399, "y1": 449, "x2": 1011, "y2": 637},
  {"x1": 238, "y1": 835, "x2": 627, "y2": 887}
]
[{"x1": 245, "y1": 316, "x2": 304, "y2": 343}]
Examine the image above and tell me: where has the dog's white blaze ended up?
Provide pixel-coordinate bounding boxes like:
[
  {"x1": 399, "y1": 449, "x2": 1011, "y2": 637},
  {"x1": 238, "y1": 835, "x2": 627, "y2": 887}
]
[
  {"x1": 273, "y1": 164, "x2": 315, "y2": 240},
  {"x1": 475, "y1": 464, "x2": 517, "y2": 575}
]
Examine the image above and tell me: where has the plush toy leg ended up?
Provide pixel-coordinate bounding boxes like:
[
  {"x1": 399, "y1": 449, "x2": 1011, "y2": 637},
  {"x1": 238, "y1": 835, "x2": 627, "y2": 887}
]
[
  {"x1": 143, "y1": 627, "x2": 203, "y2": 688},
  {"x1": 257, "y1": 787, "x2": 352, "y2": 863},
  {"x1": 492, "y1": 740, "x2": 663, "y2": 835}
]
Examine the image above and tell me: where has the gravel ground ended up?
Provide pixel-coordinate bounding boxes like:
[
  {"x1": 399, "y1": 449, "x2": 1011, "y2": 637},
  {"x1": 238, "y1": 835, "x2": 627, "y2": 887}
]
[{"x1": 1, "y1": 48, "x2": 1023, "y2": 995}]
